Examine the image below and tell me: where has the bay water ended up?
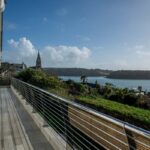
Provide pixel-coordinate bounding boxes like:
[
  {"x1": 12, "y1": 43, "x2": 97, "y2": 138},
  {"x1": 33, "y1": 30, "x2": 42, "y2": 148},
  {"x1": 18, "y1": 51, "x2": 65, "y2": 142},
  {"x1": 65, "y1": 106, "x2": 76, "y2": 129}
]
[{"x1": 60, "y1": 76, "x2": 150, "y2": 91}]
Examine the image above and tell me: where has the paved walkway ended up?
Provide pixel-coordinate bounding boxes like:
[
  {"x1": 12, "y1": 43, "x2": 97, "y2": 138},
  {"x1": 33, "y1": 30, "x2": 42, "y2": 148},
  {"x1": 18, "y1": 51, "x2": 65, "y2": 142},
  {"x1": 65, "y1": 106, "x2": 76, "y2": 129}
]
[{"x1": 0, "y1": 87, "x2": 54, "y2": 150}]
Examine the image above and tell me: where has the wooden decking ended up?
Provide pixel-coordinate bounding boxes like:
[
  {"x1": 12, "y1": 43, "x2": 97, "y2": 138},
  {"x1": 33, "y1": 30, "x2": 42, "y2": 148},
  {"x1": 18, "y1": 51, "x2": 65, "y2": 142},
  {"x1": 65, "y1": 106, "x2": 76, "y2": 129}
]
[{"x1": 0, "y1": 87, "x2": 54, "y2": 150}]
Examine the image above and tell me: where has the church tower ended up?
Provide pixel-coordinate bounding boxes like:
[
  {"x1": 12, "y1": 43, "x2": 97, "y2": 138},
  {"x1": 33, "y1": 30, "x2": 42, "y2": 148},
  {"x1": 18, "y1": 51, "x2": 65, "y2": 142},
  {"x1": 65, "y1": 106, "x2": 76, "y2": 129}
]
[{"x1": 36, "y1": 51, "x2": 42, "y2": 69}]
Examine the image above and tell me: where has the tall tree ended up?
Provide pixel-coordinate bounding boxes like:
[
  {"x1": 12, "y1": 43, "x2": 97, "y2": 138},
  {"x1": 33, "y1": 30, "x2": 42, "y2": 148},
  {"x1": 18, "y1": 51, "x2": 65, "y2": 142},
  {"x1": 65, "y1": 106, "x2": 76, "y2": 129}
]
[{"x1": 80, "y1": 75, "x2": 87, "y2": 83}]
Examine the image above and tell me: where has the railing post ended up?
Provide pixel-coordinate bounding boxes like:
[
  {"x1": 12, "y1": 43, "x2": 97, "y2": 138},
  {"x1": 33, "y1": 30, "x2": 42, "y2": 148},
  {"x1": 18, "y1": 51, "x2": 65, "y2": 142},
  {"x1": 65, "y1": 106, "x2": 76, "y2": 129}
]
[
  {"x1": 41, "y1": 92, "x2": 48, "y2": 127},
  {"x1": 25, "y1": 85, "x2": 29, "y2": 105},
  {"x1": 30, "y1": 87, "x2": 36, "y2": 113},
  {"x1": 58, "y1": 100, "x2": 72, "y2": 150}
]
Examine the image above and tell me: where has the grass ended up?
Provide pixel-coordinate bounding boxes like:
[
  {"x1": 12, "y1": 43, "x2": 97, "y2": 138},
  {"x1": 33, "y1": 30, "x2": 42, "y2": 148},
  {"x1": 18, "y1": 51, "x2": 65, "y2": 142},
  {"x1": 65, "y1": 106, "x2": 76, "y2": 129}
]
[{"x1": 76, "y1": 96, "x2": 150, "y2": 130}]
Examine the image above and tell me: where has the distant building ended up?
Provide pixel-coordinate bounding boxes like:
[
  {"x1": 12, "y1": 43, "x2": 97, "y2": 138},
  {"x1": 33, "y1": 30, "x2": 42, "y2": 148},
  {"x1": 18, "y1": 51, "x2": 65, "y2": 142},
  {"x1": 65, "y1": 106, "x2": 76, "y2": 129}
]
[
  {"x1": 0, "y1": 62, "x2": 27, "y2": 77},
  {"x1": 22, "y1": 62, "x2": 27, "y2": 70},
  {"x1": 36, "y1": 51, "x2": 42, "y2": 69},
  {"x1": 1, "y1": 62, "x2": 27, "y2": 71}
]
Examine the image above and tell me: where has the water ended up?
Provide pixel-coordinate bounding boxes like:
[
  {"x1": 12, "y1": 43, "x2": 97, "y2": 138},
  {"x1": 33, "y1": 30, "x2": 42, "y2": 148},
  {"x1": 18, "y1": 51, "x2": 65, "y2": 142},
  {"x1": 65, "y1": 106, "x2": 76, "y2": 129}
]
[{"x1": 60, "y1": 76, "x2": 150, "y2": 91}]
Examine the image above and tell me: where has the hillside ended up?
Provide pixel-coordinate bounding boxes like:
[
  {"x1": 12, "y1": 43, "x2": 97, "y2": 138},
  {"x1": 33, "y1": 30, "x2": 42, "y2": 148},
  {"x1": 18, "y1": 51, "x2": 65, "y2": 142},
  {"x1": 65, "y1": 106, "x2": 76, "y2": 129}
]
[
  {"x1": 108, "y1": 70, "x2": 150, "y2": 79},
  {"x1": 44, "y1": 68, "x2": 112, "y2": 76}
]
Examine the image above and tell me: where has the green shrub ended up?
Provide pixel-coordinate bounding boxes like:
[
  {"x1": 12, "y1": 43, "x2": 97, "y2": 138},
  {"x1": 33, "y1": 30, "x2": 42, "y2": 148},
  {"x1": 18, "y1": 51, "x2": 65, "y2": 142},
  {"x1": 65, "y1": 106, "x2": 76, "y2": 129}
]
[
  {"x1": 16, "y1": 68, "x2": 62, "y2": 88},
  {"x1": 123, "y1": 93, "x2": 138, "y2": 106},
  {"x1": 74, "y1": 83, "x2": 89, "y2": 93},
  {"x1": 16, "y1": 68, "x2": 35, "y2": 82}
]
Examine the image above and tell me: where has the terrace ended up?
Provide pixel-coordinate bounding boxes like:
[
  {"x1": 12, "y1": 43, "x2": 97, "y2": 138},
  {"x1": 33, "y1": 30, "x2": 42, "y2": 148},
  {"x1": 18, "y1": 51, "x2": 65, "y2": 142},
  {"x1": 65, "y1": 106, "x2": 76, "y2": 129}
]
[{"x1": 0, "y1": 78, "x2": 149, "y2": 150}]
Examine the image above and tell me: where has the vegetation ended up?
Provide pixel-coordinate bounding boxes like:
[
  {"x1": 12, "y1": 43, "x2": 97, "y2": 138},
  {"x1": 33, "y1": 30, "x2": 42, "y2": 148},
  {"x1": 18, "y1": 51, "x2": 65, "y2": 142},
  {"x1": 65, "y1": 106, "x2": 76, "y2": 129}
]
[
  {"x1": 76, "y1": 96, "x2": 150, "y2": 130},
  {"x1": 15, "y1": 68, "x2": 62, "y2": 89},
  {"x1": 16, "y1": 68, "x2": 150, "y2": 130},
  {"x1": 98, "y1": 85, "x2": 145, "y2": 107},
  {"x1": 80, "y1": 75, "x2": 87, "y2": 83}
]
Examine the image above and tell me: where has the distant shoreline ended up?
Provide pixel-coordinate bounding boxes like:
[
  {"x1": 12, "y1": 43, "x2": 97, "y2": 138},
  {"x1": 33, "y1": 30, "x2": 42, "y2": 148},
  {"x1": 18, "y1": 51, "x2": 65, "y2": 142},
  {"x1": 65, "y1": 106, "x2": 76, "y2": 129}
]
[
  {"x1": 107, "y1": 70, "x2": 150, "y2": 80},
  {"x1": 44, "y1": 68, "x2": 111, "y2": 77},
  {"x1": 44, "y1": 68, "x2": 150, "y2": 80}
]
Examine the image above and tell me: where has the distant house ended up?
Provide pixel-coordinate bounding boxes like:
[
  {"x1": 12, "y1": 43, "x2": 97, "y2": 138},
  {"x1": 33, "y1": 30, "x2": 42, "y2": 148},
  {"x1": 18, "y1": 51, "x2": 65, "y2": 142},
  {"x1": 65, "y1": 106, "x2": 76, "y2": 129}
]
[
  {"x1": 10, "y1": 63, "x2": 27, "y2": 72},
  {"x1": 0, "y1": 62, "x2": 27, "y2": 77},
  {"x1": 130, "y1": 88, "x2": 145, "y2": 96}
]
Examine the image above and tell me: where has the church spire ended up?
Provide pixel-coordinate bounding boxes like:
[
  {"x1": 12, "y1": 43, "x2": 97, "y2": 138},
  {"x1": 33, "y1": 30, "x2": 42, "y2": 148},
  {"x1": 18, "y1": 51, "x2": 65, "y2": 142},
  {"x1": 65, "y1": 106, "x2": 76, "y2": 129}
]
[{"x1": 36, "y1": 51, "x2": 42, "y2": 69}]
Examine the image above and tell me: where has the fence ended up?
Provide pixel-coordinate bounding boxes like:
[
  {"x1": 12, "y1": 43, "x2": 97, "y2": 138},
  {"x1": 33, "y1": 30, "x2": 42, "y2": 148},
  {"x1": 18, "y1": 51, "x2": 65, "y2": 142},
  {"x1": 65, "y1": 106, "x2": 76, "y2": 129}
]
[{"x1": 11, "y1": 78, "x2": 150, "y2": 150}]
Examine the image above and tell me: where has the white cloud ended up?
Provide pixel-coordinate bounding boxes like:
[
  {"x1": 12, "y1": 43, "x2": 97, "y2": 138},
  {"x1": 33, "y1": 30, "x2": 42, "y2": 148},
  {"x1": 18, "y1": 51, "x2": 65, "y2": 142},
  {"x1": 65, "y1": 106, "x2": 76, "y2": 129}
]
[
  {"x1": 8, "y1": 37, "x2": 36, "y2": 56},
  {"x1": 4, "y1": 37, "x2": 37, "y2": 65},
  {"x1": 4, "y1": 37, "x2": 91, "y2": 67},
  {"x1": 134, "y1": 44, "x2": 150, "y2": 57},
  {"x1": 136, "y1": 50, "x2": 150, "y2": 57},
  {"x1": 42, "y1": 46, "x2": 91, "y2": 67},
  {"x1": 134, "y1": 45, "x2": 144, "y2": 50}
]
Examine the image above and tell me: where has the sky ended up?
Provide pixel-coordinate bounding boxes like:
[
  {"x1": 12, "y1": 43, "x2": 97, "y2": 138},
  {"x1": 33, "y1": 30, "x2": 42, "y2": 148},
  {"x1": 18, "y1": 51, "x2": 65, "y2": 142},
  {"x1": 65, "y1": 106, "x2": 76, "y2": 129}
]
[{"x1": 2, "y1": 0, "x2": 150, "y2": 70}]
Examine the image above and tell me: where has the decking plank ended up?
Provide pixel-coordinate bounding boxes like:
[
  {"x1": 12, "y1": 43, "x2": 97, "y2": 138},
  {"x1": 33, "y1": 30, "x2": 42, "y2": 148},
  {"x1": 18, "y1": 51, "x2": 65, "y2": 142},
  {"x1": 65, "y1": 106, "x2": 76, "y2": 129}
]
[
  {"x1": 2, "y1": 88, "x2": 15, "y2": 150},
  {"x1": 0, "y1": 87, "x2": 53, "y2": 150}
]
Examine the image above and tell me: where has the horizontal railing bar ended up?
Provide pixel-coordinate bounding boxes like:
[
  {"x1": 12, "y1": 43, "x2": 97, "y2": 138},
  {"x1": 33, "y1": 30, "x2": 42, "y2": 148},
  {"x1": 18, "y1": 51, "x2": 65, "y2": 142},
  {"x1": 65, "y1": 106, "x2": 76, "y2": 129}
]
[
  {"x1": 11, "y1": 78, "x2": 150, "y2": 150},
  {"x1": 15, "y1": 88, "x2": 87, "y2": 149},
  {"x1": 12, "y1": 78, "x2": 150, "y2": 138},
  {"x1": 24, "y1": 86, "x2": 150, "y2": 148},
  {"x1": 34, "y1": 94, "x2": 127, "y2": 148},
  {"x1": 16, "y1": 84, "x2": 126, "y2": 149},
  {"x1": 17, "y1": 86, "x2": 101, "y2": 149},
  {"x1": 13, "y1": 79, "x2": 126, "y2": 125},
  {"x1": 24, "y1": 93, "x2": 109, "y2": 149},
  {"x1": 30, "y1": 86, "x2": 127, "y2": 136},
  {"x1": 30, "y1": 91, "x2": 129, "y2": 147},
  {"x1": 27, "y1": 89, "x2": 128, "y2": 147}
]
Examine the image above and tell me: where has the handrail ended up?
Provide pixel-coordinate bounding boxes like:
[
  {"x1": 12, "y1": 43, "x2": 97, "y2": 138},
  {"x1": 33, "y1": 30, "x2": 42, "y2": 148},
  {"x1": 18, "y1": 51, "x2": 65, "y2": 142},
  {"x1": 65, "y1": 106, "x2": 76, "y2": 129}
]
[{"x1": 11, "y1": 78, "x2": 150, "y2": 150}]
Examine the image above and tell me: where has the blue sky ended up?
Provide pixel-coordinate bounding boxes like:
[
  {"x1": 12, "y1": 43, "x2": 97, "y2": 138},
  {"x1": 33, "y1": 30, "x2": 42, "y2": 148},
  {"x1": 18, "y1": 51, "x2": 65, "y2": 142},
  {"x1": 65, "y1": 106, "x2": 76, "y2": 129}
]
[{"x1": 3, "y1": 0, "x2": 150, "y2": 69}]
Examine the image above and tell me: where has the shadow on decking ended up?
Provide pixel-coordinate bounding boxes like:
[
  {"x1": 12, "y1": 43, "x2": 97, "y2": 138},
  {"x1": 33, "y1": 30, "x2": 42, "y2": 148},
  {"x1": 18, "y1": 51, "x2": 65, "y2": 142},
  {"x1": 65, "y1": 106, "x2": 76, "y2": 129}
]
[{"x1": 9, "y1": 89, "x2": 54, "y2": 150}]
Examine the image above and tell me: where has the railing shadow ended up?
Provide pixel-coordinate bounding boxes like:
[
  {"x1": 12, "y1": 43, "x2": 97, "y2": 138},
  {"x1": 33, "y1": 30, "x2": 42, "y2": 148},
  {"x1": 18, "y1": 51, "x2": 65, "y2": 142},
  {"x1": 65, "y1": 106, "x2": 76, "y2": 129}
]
[{"x1": 125, "y1": 128, "x2": 137, "y2": 150}]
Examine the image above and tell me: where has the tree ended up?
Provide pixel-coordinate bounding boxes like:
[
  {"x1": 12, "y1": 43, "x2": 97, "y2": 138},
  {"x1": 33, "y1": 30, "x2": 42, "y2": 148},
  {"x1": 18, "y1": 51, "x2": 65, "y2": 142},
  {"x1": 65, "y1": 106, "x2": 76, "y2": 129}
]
[
  {"x1": 80, "y1": 75, "x2": 87, "y2": 83},
  {"x1": 95, "y1": 80, "x2": 101, "y2": 90}
]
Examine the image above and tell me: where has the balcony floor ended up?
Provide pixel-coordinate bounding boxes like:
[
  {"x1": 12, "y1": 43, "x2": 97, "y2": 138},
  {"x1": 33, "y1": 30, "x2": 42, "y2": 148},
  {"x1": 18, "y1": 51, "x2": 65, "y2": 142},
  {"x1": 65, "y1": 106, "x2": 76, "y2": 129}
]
[{"x1": 0, "y1": 87, "x2": 54, "y2": 150}]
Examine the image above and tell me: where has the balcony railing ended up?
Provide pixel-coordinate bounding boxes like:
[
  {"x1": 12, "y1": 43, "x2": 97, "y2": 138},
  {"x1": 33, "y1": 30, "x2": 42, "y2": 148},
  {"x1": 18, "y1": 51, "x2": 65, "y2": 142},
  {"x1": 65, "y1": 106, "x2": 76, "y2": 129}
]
[{"x1": 11, "y1": 78, "x2": 150, "y2": 150}]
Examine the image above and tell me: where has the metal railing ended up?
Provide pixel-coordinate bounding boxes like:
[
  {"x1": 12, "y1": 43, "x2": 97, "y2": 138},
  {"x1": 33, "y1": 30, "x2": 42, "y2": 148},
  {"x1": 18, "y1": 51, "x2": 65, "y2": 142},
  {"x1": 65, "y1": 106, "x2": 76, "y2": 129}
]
[{"x1": 11, "y1": 78, "x2": 150, "y2": 150}]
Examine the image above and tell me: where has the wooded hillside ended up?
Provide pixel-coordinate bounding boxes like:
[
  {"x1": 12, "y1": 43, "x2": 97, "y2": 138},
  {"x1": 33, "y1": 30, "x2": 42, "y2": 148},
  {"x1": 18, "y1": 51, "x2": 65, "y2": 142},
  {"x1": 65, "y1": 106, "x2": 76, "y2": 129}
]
[
  {"x1": 44, "y1": 68, "x2": 112, "y2": 76},
  {"x1": 108, "y1": 70, "x2": 150, "y2": 79}
]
